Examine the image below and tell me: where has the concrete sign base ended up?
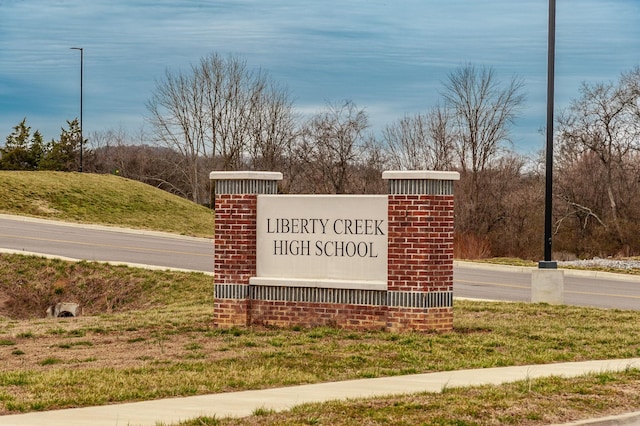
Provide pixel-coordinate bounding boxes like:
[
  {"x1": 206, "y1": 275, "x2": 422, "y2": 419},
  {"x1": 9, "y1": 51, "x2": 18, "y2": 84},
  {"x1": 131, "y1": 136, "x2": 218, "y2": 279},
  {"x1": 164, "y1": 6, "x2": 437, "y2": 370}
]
[{"x1": 531, "y1": 269, "x2": 564, "y2": 304}]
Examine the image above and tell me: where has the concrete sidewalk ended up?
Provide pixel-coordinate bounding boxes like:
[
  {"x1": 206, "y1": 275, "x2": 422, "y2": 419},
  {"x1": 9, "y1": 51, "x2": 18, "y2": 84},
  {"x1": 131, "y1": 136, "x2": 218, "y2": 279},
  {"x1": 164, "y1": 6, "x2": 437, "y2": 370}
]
[{"x1": 1, "y1": 358, "x2": 639, "y2": 426}]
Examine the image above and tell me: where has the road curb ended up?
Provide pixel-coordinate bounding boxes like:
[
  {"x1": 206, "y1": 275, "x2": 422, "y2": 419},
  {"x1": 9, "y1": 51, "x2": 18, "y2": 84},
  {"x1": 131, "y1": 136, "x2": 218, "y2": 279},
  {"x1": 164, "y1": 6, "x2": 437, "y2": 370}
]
[
  {"x1": 0, "y1": 213, "x2": 212, "y2": 242},
  {"x1": 0, "y1": 248, "x2": 214, "y2": 275},
  {"x1": 454, "y1": 260, "x2": 640, "y2": 283}
]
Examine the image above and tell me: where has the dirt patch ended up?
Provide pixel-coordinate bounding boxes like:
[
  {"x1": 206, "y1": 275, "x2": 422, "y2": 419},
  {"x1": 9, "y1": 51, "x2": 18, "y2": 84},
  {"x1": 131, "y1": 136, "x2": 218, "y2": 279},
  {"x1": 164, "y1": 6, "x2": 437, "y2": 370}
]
[
  {"x1": 0, "y1": 255, "x2": 153, "y2": 319},
  {"x1": 0, "y1": 253, "x2": 220, "y2": 385},
  {"x1": 30, "y1": 199, "x2": 60, "y2": 215},
  {"x1": 0, "y1": 313, "x2": 223, "y2": 377}
]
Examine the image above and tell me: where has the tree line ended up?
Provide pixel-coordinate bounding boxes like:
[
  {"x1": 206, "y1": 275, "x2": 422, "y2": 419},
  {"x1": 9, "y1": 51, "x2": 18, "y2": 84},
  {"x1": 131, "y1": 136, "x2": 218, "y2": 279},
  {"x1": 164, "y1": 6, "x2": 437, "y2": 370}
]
[
  {"x1": 0, "y1": 118, "x2": 83, "y2": 172},
  {"x1": 2, "y1": 54, "x2": 639, "y2": 260}
]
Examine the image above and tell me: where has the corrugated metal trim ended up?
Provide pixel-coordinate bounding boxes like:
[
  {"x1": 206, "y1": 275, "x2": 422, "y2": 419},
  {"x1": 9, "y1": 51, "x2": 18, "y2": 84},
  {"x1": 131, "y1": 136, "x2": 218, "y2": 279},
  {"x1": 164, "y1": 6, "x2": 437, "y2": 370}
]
[
  {"x1": 387, "y1": 291, "x2": 453, "y2": 308},
  {"x1": 387, "y1": 179, "x2": 454, "y2": 195},
  {"x1": 214, "y1": 284, "x2": 249, "y2": 299},
  {"x1": 250, "y1": 286, "x2": 387, "y2": 306},
  {"x1": 247, "y1": 286, "x2": 453, "y2": 308},
  {"x1": 216, "y1": 284, "x2": 452, "y2": 308},
  {"x1": 213, "y1": 179, "x2": 279, "y2": 195}
]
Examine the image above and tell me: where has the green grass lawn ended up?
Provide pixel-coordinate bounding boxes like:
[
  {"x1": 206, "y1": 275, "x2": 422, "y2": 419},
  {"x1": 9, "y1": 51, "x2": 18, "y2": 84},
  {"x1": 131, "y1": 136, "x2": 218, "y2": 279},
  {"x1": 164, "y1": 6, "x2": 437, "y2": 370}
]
[{"x1": 1, "y1": 254, "x2": 640, "y2": 423}]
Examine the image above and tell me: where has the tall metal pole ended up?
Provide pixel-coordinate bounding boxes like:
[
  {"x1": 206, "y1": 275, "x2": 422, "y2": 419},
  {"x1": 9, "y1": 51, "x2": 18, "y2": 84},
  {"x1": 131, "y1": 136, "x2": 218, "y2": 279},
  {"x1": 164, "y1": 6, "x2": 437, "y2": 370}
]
[
  {"x1": 70, "y1": 47, "x2": 83, "y2": 172},
  {"x1": 541, "y1": 0, "x2": 556, "y2": 268}
]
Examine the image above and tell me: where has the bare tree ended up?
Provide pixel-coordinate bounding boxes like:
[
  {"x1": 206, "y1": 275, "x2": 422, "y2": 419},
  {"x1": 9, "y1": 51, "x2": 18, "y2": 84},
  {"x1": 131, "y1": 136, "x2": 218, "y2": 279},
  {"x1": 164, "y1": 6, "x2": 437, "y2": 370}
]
[
  {"x1": 355, "y1": 136, "x2": 388, "y2": 194},
  {"x1": 556, "y1": 68, "x2": 640, "y2": 247},
  {"x1": 442, "y1": 64, "x2": 525, "y2": 175},
  {"x1": 295, "y1": 101, "x2": 369, "y2": 194},
  {"x1": 147, "y1": 53, "x2": 297, "y2": 203},
  {"x1": 441, "y1": 64, "x2": 526, "y2": 252},
  {"x1": 147, "y1": 67, "x2": 208, "y2": 203},
  {"x1": 198, "y1": 54, "x2": 256, "y2": 170},
  {"x1": 248, "y1": 81, "x2": 298, "y2": 171},
  {"x1": 382, "y1": 105, "x2": 455, "y2": 170}
]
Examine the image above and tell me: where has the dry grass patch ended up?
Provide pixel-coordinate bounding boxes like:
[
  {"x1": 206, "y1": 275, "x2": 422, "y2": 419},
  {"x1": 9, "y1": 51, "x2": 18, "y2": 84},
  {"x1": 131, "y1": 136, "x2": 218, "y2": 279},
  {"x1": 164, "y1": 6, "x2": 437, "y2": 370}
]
[{"x1": 1, "y1": 254, "x2": 640, "y2": 415}]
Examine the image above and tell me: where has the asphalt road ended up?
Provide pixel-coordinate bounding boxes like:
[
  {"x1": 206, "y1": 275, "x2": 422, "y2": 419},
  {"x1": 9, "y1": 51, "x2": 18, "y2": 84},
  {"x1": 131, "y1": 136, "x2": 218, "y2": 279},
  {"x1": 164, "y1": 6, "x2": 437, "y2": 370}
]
[
  {"x1": 1, "y1": 214, "x2": 638, "y2": 310},
  {"x1": 0, "y1": 214, "x2": 213, "y2": 272},
  {"x1": 454, "y1": 263, "x2": 640, "y2": 310}
]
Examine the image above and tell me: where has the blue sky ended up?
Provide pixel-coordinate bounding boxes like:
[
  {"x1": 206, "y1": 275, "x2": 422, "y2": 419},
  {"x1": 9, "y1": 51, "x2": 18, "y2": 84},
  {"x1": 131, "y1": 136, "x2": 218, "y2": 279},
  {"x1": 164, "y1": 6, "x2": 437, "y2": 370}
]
[{"x1": 1, "y1": 0, "x2": 638, "y2": 154}]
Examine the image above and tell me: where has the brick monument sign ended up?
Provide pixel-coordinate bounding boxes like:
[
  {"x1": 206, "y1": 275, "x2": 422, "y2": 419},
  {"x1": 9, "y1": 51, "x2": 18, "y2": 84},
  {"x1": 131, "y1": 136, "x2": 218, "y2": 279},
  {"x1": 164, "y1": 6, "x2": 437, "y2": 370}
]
[{"x1": 211, "y1": 170, "x2": 459, "y2": 332}]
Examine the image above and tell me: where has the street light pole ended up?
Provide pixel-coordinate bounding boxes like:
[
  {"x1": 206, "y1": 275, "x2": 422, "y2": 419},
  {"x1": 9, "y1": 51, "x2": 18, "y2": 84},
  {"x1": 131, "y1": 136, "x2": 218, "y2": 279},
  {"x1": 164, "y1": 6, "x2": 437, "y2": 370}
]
[
  {"x1": 532, "y1": 0, "x2": 564, "y2": 304},
  {"x1": 70, "y1": 47, "x2": 83, "y2": 173},
  {"x1": 540, "y1": 0, "x2": 556, "y2": 269}
]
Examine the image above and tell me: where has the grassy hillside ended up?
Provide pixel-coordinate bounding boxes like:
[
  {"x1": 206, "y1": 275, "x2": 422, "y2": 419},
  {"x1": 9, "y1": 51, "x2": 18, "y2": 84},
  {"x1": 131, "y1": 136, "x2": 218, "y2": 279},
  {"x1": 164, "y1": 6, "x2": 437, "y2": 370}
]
[{"x1": 0, "y1": 171, "x2": 213, "y2": 237}]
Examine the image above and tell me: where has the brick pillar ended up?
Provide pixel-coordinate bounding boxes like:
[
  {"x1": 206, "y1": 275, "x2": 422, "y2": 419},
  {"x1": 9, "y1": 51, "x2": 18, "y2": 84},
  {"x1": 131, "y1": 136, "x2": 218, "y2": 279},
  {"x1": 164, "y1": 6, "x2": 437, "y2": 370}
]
[
  {"x1": 383, "y1": 171, "x2": 460, "y2": 332},
  {"x1": 210, "y1": 171, "x2": 282, "y2": 328}
]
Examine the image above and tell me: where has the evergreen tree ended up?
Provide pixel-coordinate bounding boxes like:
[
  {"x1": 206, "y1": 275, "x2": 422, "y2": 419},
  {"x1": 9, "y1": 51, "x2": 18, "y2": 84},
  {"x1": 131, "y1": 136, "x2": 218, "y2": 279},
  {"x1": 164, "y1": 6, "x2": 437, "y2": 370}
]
[
  {"x1": 29, "y1": 130, "x2": 46, "y2": 167},
  {"x1": 0, "y1": 118, "x2": 41, "y2": 170},
  {"x1": 39, "y1": 119, "x2": 82, "y2": 171}
]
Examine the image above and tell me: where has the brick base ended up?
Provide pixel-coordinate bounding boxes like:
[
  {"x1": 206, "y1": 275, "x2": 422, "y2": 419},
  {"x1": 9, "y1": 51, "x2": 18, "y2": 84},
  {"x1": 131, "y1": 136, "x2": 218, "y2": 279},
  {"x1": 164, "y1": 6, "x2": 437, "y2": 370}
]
[
  {"x1": 213, "y1": 287, "x2": 454, "y2": 332},
  {"x1": 386, "y1": 307, "x2": 453, "y2": 333},
  {"x1": 250, "y1": 300, "x2": 388, "y2": 330},
  {"x1": 213, "y1": 299, "x2": 249, "y2": 328}
]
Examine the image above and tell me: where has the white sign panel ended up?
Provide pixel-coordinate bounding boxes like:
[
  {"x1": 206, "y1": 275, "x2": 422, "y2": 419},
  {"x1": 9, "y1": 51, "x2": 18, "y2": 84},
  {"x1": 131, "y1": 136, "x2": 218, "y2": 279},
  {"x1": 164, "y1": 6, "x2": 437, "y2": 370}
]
[{"x1": 256, "y1": 195, "x2": 387, "y2": 283}]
